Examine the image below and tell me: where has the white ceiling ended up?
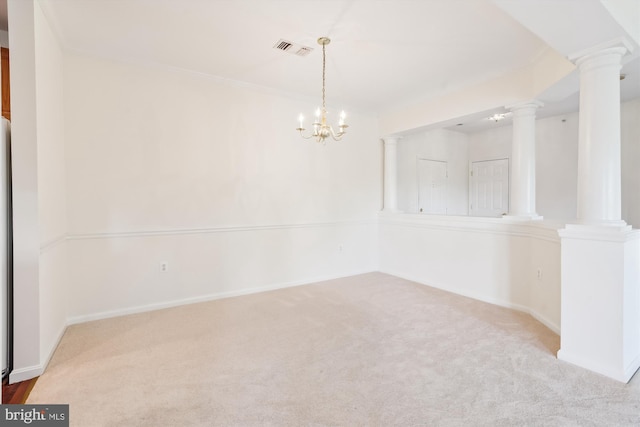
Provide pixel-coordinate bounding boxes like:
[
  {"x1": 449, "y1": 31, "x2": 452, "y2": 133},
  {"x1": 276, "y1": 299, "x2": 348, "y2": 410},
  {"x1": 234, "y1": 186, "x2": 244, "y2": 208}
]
[{"x1": 22, "y1": 0, "x2": 640, "y2": 132}]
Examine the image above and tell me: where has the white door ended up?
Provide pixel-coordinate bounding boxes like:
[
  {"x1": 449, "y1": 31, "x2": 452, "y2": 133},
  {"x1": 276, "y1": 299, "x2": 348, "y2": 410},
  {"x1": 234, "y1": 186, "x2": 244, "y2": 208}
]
[
  {"x1": 469, "y1": 159, "x2": 509, "y2": 217},
  {"x1": 417, "y1": 159, "x2": 447, "y2": 214}
]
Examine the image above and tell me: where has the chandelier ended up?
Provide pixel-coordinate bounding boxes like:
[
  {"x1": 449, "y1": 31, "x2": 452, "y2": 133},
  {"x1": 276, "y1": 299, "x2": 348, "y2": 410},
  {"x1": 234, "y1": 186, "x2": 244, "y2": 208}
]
[{"x1": 296, "y1": 37, "x2": 348, "y2": 143}]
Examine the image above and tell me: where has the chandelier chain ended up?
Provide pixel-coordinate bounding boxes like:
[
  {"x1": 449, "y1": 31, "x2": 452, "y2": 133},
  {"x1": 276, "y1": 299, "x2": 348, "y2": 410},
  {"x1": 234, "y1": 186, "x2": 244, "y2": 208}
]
[{"x1": 322, "y1": 42, "x2": 326, "y2": 110}]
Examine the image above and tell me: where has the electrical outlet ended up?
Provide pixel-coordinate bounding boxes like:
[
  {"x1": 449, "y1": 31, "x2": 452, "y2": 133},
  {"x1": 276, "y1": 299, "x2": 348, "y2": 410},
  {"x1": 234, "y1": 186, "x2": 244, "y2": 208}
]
[
  {"x1": 160, "y1": 262, "x2": 169, "y2": 272},
  {"x1": 536, "y1": 268, "x2": 542, "y2": 280}
]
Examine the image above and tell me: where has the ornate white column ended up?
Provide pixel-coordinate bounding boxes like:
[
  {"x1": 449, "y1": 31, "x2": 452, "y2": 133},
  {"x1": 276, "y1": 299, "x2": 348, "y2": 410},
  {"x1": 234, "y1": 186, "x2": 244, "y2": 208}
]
[
  {"x1": 573, "y1": 44, "x2": 629, "y2": 226},
  {"x1": 558, "y1": 39, "x2": 640, "y2": 384},
  {"x1": 506, "y1": 100, "x2": 543, "y2": 219},
  {"x1": 382, "y1": 137, "x2": 400, "y2": 213}
]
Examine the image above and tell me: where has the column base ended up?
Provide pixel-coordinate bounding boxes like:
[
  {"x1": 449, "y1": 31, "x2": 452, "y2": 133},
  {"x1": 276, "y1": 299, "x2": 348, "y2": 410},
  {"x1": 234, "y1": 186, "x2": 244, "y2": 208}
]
[
  {"x1": 563, "y1": 222, "x2": 632, "y2": 236},
  {"x1": 503, "y1": 213, "x2": 543, "y2": 221},
  {"x1": 558, "y1": 225, "x2": 640, "y2": 383},
  {"x1": 573, "y1": 218, "x2": 629, "y2": 228}
]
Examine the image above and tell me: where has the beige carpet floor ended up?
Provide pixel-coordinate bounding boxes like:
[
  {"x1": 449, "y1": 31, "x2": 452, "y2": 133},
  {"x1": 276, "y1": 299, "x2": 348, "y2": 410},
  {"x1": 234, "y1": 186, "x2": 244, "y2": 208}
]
[{"x1": 28, "y1": 272, "x2": 640, "y2": 426}]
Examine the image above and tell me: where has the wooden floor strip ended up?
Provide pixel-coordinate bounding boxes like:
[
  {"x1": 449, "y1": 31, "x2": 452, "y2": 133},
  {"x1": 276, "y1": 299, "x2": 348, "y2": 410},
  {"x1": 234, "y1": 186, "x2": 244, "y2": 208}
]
[{"x1": 2, "y1": 377, "x2": 39, "y2": 404}]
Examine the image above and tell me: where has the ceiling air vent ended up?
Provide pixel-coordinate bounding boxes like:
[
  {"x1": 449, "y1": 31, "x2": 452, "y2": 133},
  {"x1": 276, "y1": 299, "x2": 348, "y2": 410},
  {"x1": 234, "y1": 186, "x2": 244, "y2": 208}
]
[
  {"x1": 275, "y1": 40, "x2": 293, "y2": 51},
  {"x1": 273, "y1": 39, "x2": 313, "y2": 57},
  {"x1": 295, "y1": 46, "x2": 313, "y2": 57}
]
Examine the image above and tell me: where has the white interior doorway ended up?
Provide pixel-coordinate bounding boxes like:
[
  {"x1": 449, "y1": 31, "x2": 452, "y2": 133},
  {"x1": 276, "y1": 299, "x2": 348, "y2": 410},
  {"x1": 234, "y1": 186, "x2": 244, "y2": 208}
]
[
  {"x1": 417, "y1": 158, "x2": 447, "y2": 214},
  {"x1": 469, "y1": 159, "x2": 509, "y2": 217}
]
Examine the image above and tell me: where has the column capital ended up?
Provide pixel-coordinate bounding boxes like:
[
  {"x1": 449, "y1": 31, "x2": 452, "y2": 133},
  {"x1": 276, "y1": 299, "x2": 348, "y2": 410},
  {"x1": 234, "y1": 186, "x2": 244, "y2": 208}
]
[
  {"x1": 506, "y1": 100, "x2": 544, "y2": 112},
  {"x1": 382, "y1": 136, "x2": 401, "y2": 146},
  {"x1": 568, "y1": 37, "x2": 633, "y2": 65}
]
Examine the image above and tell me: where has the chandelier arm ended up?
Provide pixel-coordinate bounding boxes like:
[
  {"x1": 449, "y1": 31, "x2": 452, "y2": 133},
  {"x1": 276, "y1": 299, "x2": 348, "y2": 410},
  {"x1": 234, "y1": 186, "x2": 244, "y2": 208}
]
[
  {"x1": 329, "y1": 126, "x2": 345, "y2": 141},
  {"x1": 298, "y1": 129, "x2": 318, "y2": 140}
]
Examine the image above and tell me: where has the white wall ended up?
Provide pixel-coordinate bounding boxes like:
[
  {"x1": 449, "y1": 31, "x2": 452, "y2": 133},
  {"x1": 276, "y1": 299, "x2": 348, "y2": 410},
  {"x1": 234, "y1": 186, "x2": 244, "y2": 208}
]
[
  {"x1": 397, "y1": 128, "x2": 468, "y2": 215},
  {"x1": 7, "y1": 0, "x2": 41, "y2": 383},
  {"x1": 534, "y1": 112, "x2": 579, "y2": 221},
  {"x1": 6, "y1": 0, "x2": 68, "y2": 383},
  {"x1": 63, "y1": 52, "x2": 381, "y2": 322},
  {"x1": 34, "y1": 1, "x2": 67, "y2": 370},
  {"x1": 468, "y1": 124, "x2": 511, "y2": 163},
  {"x1": 378, "y1": 214, "x2": 562, "y2": 332},
  {"x1": 621, "y1": 98, "x2": 640, "y2": 229}
]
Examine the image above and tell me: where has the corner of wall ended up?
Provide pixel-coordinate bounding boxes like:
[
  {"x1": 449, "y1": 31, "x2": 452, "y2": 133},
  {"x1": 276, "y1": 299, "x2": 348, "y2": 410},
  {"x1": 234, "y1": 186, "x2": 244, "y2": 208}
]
[{"x1": 0, "y1": 30, "x2": 9, "y2": 48}]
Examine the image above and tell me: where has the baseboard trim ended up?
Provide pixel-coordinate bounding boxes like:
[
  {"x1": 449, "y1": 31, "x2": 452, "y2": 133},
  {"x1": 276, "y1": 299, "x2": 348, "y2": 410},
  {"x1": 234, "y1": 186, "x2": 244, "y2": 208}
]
[
  {"x1": 626, "y1": 354, "x2": 640, "y2": 382},
  {"x1": 380, "y1": 269, "x2": 560, "y2": 335},
  {"x1": 8, "y1": 323, "x2": 67, "y2": 384},
  {"x1": 9, "y1": 365, "x2": 43, "y2": 385},
  {"x1": 557, "y1": 349, "x2": 640, "y2": 383},
  {"x1": 67, "y1": 269, "x2": 377, "y2": 325},
  {"x1": 528, "y1": 309, "x2": 560, "y2": 335},
  {"x1": 41, "y1": 323, "x2": 67, "y2": 374}
]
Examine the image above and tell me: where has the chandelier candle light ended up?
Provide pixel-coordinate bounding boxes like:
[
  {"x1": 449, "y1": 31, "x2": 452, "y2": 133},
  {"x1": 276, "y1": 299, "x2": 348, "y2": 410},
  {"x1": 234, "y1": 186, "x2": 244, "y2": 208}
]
[{"x1": 297, "y1": 37, "x2": 348, "y2": 143}]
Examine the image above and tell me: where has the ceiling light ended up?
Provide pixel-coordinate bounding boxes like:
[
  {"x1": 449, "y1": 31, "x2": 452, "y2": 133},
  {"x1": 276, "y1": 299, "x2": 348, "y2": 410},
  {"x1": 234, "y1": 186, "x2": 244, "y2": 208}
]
[
  {"x1": 296, "y1": 37, "x2": 348, "y2": 144},
  {"x1": 487, "y1": 112, "x2": 511, "y2": 122}
]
